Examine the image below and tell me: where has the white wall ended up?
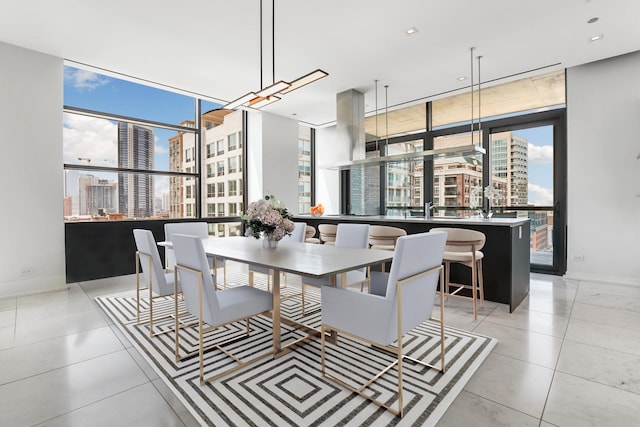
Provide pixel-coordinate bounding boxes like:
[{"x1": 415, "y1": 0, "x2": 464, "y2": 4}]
[
  {"x1": 566, "y1": 51, "x2": 640, "y2": 285},
  {"x1": 0, "y1": 42, "x2": 66, "y2": 297},
  {"x1": 246, "y1": 111, "x2": 299, "y2": 213}
]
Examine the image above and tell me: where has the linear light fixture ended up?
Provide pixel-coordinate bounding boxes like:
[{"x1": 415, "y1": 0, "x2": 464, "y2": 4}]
[{"x1": 223, "y1": 0, "x2": 328, "y2": 110}]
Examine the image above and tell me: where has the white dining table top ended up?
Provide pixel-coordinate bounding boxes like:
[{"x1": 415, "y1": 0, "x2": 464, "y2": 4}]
[{"x1": 160, "y1": 236, "x2": 393, "y2": 278}]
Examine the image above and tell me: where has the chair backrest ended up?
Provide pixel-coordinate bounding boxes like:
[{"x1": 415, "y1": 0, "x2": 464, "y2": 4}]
[
  {"x1": 335, "y1": 223, "x2": 370, "y2": 248},
  {"x1": 368, "y1": 225, "x2": 407, "y2": 247},
  {"x1": 380, "y1": 231, "x2": 447, "y2": 344},
  {"x1": 172, "y1": 234, "x2": 219, "y2": 325},
  {"x1": 283, "y1": 222, "x2": 306, "y2": 243},
  {"x1": 430, "y1": 227, "x2": 485, "y2": 253},
  {"x1": 305, "y1": 225, "x2": 316, "y2": 239},
  {"x1": 318, "y1": 224, "x2": 337, "y2": 244},
  {"x1": 133, "y1": 229, "x2": 172, "y2": 295},
  {"x1": 164, "y1": 222, "x2": 209, "y2": 269}
]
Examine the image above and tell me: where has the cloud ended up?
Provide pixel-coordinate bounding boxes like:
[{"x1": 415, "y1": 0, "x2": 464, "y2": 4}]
[
  {"x1": 65, "y1": 68, "x2": 109, "y2": 91},
  {"x1": 63, "y1": 113, "x2": 118, "y2": 165},
  {"x1": 528, "y1": 143, "x2": 553, "y2": 163},
  {"x1": 528, "y1": 183, "x2": 553, "y2": 206}
]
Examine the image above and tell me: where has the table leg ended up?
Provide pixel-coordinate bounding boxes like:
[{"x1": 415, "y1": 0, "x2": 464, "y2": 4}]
[{"x1": 272, "y1": 268, "x2": 281, "y2": 354}]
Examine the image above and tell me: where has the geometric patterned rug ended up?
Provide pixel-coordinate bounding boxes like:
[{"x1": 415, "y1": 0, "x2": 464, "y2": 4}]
[{"x1": 96, "y1": 273, "x2": 496, "y2": 427}]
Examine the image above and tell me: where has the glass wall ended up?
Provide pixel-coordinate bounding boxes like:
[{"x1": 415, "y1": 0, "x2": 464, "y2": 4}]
[
  {"x1": 345, "y1": 69, "x2": 566, "y2": 273},
  {"x1": 63, "y1": 65, "x2": 244, "y2": 237}
]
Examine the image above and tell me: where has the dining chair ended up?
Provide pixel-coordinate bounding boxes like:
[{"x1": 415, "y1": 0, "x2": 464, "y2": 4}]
[
  {"x1": 300, "y1": 223, "x2": 370, "y2": 313},
  {"x1": 172, "y1": 234, "x2": 273, "y2": 385},
  {"x1": 133, "y1": 229, "x2": 181, "y2": 338},
  {"x1": 164, "y1": 222, "x2": 227, "y2": 289},
  {"x1": 320, "y1": 231, "x2": 447, "y2": 417},
  {"x1": 430, "y1": 227, "x2": 485, "y2": 320},
  {"x1": 248, "y1": 221, "x2": 307, "y2": 291}
]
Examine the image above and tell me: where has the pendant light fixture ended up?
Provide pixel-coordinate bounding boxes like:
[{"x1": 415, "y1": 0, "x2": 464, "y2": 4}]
[
  {"x1": 385, "y1": 85, "x2": 389, "y2": 147},
  {"x1": 374, "y1": 79, "x2": 379, "y2": 153},
  {"x1": 223, "y1": 0, "x2": 328, "y2": 110}
]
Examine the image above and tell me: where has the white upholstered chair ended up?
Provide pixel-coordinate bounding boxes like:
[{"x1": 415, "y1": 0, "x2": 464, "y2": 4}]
[
  {"x1": 430, "y1": 227, "x2": 485, "y2": 320},
  {"x1": 300, "y1": 223, "x2": 370, "y2": 313},
  {"x1": 172, "y1": 234, "x2": 273, "y2": 385},
  {"x1": 133, "y1": 229, "x2": 181, "y2": 338},
  {"x1": 320, "y1": 231, "x2": 447, "y2": 417},
  {"x1": 248, "y1": 222, "x2": 307, "y2": 291},
  {"x1": 164, "y1": 222, "x2": 227, "y2": 289}
]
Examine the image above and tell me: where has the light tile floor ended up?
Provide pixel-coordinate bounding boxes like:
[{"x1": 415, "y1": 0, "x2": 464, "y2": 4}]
[{"x1": 1, "y1": 268, "x2": 639, "y2": 426}]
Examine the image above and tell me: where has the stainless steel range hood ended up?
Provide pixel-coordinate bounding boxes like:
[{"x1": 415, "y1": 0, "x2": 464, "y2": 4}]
[{"x1": 325, "y1": 144, "x2": 486, "y2": 170}]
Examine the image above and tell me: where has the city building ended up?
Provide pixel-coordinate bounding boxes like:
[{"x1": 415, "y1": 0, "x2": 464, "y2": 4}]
[
  {"x1": 78, "y1": 174, "x2": 117, "y2": 216},
  {"x1": 118, "y1": 122, "x2": 154, "y2": 218}
]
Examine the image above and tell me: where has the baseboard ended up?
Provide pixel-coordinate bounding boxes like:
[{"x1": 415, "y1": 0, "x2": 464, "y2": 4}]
[
  {"x1": 563, "y1": 271, "x2": 640, "y2": 287},
  {"x1": 0, "y1": 274, "x2": 68, "y2": 299}
]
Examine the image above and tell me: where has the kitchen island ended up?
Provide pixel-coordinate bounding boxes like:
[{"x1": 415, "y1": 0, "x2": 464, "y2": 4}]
[{"x1": 295, "y1": 214, "x2": 530, "y2": 313}]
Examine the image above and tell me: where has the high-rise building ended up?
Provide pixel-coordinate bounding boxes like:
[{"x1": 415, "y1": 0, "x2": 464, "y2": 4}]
[
  {"x1": 168, "y1": 109, "x2": 243, "y2": 236},
  {"x1": 491, "y1": 131, "x2": 528, "y2": 206},
  {"x1": 78, "y1": 174, "x2": 117, "y2": 216},
  {"x1": 118, "y1": 122, "x2": 154, "y2": 218},
  {"x1": 64, "y1": 169, "x2": 79, "y2": 216}
]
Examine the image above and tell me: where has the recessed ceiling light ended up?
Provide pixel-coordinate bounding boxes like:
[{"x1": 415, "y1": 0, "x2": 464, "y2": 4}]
[
  {"x1": 587, "y1": 17, "x2": 599, "y2": 24},
  {"x1": 405, "y1": 27, "x2": 418, "y2": 35},
  {"x1": 457, "y1": 76, "x2": 466, "y2": 81},
  {"x1": 590, "y1": 34, "x2": 604, "y2": 42}
]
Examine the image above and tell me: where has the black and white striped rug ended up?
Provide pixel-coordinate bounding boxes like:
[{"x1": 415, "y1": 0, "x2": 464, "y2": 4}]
[{"x1": 96, "y1": 274, "x2": 496, "y2": 426}]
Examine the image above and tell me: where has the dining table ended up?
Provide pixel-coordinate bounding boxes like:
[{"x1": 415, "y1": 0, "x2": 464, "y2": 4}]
[{"x1": 160, "y1": 236, "x2": 394, "y2": 356}]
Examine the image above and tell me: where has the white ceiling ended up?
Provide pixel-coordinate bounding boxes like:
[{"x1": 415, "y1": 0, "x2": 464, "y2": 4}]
[{"x1": 1, "y1": 0, "x2": 639, "y2": 127}]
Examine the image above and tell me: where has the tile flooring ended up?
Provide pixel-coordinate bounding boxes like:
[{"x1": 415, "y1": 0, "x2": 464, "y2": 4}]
[{"x1": 1, "y1": 268, "x2": 639, "y2": 426}]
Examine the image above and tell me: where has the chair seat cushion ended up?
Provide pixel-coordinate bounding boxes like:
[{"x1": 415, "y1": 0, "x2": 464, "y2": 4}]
[
  {"x1": 370, "y1": 244, "x2": 395, "y2": 251},
  {"x1": 216, "y1": 286, "x2": 273, "y2": 325},
  {"x1": 443, "y1": 250, "x2": 484, "y2": 262},
  {"x1": 305, "y1": 238, "x2": 321, "y2": 244}
]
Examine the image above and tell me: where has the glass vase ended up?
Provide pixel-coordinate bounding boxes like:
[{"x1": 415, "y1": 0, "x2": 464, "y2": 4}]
[{"x1": 262, "y1": 234, "x2": 279, "y2": 249}]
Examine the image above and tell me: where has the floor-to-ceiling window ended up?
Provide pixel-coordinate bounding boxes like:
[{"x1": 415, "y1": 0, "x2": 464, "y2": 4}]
[
  {"x1": 63, "y1": 65, "x2": 245, "y2": 237},
  {"x1": 346, "y1": 69, "x2": 567, "y2": 273},
  {"x1": 63, "y1": 65, "x2": 198, "y2": 221}
]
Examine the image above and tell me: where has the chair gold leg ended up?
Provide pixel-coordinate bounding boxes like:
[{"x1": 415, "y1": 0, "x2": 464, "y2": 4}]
[
  {"x1": 174, "y1": 269, "x2": 180, "y2": 363},
  {"x1": 478, "y1": 259, "x2": 485, "y2": 306},
  {"x1": 223, "y1": 264, "x2": 227, "y2": 289},
  {"x1": 136, "y1": 252, "x2": 141, "y2": 324}
]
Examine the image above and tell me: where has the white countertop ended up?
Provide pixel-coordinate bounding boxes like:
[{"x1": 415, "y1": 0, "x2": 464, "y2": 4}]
[{"x1": 296, "y1": 214, "x2": 530, "y2": 227}]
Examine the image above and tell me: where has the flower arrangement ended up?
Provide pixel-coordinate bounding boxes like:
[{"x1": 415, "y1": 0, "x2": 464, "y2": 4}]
[
  {"x1": 470, "y1": 184, "x2": 502, "y2": 217},
  {"x1": 242, "y1": 194, "x2": 295, "y2": 241}
]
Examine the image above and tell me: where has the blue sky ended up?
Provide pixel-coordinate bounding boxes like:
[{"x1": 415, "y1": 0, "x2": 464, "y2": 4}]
[
  {"x1": 63, "y1": 67, "x2": 220, "y2": 171},
  {"x1": 63, "y1": 66, "x2": 555, "y2": 206},
  {"x1": 513, "y1": 126, "x2": 554, "y2": 205}
]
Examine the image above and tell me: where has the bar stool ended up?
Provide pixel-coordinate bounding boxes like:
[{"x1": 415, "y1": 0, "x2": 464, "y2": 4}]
[
  {"x1": 431, "y1": 227, "x2": 485, "y2": 320},
  {"x1": 318, "y1": 224, "x2": 337, "y2": 245},
  {"x1": 305, "y1": 225, "x2": 320, "y2": 244},
  {"x1": 368, "y1": 225, "x2": 407, "y2": 272}
]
